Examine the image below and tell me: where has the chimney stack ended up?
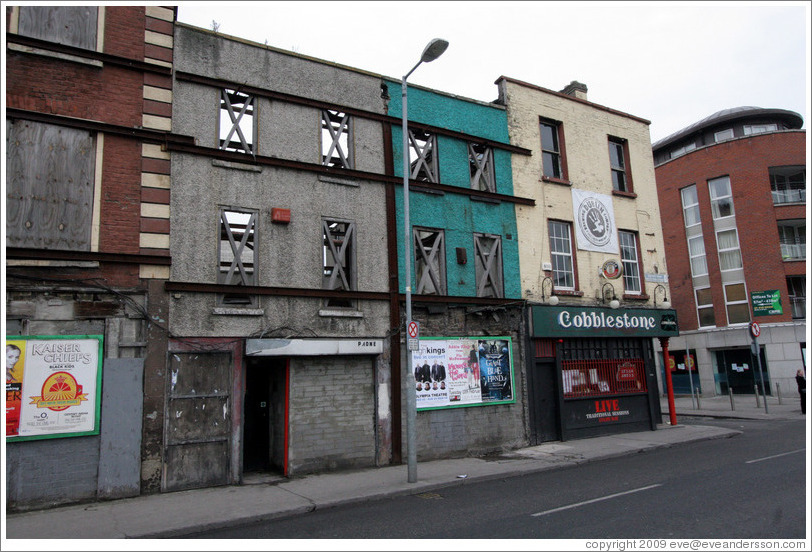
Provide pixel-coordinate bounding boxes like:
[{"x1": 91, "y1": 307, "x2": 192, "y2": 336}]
[{"x1": 560, "y1": 80, "x2": 588, "y2": 101}]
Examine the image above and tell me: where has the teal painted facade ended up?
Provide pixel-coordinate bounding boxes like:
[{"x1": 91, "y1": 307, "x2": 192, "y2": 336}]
[{"x1": 384, "y1": 79, "x2": 521, "y2": 299}]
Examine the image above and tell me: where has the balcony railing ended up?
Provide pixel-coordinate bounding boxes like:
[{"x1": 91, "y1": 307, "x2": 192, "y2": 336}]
[
  {"x1": 772, "y1": 188, "x2": 806, "y2": 205},
  {"x1": 790, "y1": 296, "x2": 806, "y2": 319},
  {"x1": 781, "y1": 243, "x2": 806, "y2": 261}
]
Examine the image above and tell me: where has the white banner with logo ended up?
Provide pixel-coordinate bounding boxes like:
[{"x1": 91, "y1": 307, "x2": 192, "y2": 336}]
[{"x1": 572, "y1": 189, "x2": 619, "y2": 253}]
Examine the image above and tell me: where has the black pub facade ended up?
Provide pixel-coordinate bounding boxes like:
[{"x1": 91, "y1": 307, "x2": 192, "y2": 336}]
[{"x1": 526, "y1": 305, "x2": 679, "y2": 442}]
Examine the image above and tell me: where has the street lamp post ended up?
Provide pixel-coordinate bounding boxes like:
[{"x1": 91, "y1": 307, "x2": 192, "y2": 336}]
[{"x1": 402, "y1": 38, "x2": 448, "y2": 484}]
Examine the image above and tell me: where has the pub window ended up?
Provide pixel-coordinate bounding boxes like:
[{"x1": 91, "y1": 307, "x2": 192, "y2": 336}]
[
  {"x1": 619, "y1": 231, "x2": 641, "y2": 295},
  {"x1": 474, "y1": 233, "x2": 503, "y2": 298},
  {"x1": 414, "y1": 227, "x2": 446, "y2": 295},
  {"x1": 468, "y1": 143, "x2": 495, "y2": 192},
  {"x1": 218, "y1": 208, "x2": 257, "y2": 306},
  {"x1": 321, "y1": 110, "x2": 353, "y2": 169},
  {"x1": 540, "y1": 118, "x2": 566, "y2": 180},
  {"x1": 322, "y1": 219, "x2": 356, "y2": 308},
  {"x1": 548, "y1": 220, "x2": 574, "y2": 290},
  {"x1": 219, "y1": 89, "x2": 256, "y2": 154},
  {"x1": 608, "y1": 136, "x2": 632, "y2": 193}
]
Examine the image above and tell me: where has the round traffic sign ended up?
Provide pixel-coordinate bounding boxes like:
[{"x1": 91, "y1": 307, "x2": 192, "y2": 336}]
[
  {"x1": 408, "y1": 321, "x2": 419, "y2": 339},
  {"x1": 750, "y1": 322, "x2": 761, "y2": 338}
]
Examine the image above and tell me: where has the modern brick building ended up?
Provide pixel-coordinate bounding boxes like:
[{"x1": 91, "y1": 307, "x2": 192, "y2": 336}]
[
  {"x1": 5, "y1": 5, "x2": 181, "y2": 510},
  {"x1": 651, "y1": 106, "x2": 806, "y2": 399}
]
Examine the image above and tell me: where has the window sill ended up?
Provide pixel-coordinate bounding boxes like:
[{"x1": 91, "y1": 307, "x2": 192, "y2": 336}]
[
  {"x1": 318, "y1": 174, "x2": 359, "y2": 187},
  {"x1": 8, "y1": 43, "x2": 103, "y2": 68},
  {"x1": 319, "y1": 308, "x2": 364, "y2": 318},
  {"x1": 6, "y1": 260, "x2": 100, "y2": 268},
  {"x1": 212, "y1": 159, "x2": 262, "y2": 172},
  {"x1": 623, "y1": 293, "x2": 650, "y2": 301},
  {"x1": 783, "y1": 258, "x2": 806, "y2": 262},
  {"x1": 541, "y1": 176, "x2": 572, "y2": 186},
  {"x1": 612, "y1": 190, "x2": 638, "y2": 199},
  {"x1": 212, "y1": 307, "x2": 264, "y2": 316}
]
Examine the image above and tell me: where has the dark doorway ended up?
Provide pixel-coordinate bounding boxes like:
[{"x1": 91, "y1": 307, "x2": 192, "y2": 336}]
[
  {"x1": 243, "y1": 357, "x2": 287, "y2": 475},
  {"x1": 529, "y1": 359, "x2": 561, "y2": 443}
]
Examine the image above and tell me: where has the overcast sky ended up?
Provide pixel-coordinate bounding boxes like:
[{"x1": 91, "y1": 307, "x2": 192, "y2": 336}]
[{"x1": 176, "y1": 1, "x2": 810, "y2": 144}]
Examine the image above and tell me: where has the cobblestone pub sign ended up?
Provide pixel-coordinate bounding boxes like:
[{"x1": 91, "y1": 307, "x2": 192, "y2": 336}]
[{"x1": 531, "y1": 306, "x2": 679, "y2": 338}]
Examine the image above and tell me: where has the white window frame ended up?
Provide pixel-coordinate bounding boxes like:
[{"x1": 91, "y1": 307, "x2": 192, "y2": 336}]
[
  {"x1": 708, "y1": 176, "x2": 734, "y2": 220},
  {"x1": 619, "y1": 231, "x2": 641, "y2": 295},
  {"x1": 716, "y1": 228, "x2": 743, "y2": 271},
  {"x1": 714, "y1": 128, "x2": 734, "y2": 142},
  {"x1": 687, "y1": 235, "x2": 708, "y2": 277},
  {"x1": 681, "y1": 185, "x2": 701, "y2": 228},
  {"x1": 695, "y1": 287, "x2": 715, "y2": 328},
  {"x1": 549, "y1": 221, "x2": 574, "y2": 291},
  {"x1": 723, "y1": 281, "x2": 750, "y2": 325},
  {"x1": 744, "y1": 124, "x2": 777, "y2": 135}
]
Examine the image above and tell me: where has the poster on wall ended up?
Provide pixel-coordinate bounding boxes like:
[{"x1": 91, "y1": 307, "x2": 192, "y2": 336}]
[
  {"x1": 5, "y1": 335, "x2": 103, "y2": 442},
  {"x1": 410, "y1": 337, "x2": 515, "y2": 410}
]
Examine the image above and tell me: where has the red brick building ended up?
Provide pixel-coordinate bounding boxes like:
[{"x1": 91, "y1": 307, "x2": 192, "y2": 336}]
[
  {"x1": 5, "y1": 6, "x2": 183, "y2": 510},
  {"x1": 652, "y1": 107, "x2": 805, "y2": 400}
]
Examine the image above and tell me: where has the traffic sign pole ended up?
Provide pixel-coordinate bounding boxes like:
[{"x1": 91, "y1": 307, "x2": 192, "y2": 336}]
[{"x1": 750, "y1": 323, "x2": 768, "y2": 414}]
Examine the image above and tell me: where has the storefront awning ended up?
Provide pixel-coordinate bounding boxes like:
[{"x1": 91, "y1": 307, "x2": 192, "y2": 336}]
[{"x1": 245, "y1": 338, "x2": 383, "y2": 356}]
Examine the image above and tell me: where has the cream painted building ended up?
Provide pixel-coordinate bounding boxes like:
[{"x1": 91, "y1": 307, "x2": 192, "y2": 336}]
[
  {"x1": 496, "y1": 77, "x2": 669, "y2": 308},
  {"x1": 494, "y1": 77, "x2": 678, "y2": 442}
]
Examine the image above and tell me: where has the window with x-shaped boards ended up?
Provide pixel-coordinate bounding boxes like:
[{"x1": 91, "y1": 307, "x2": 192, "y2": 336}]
[
  {"x1": 322, "y1": 110, "x2": 353, "y2": 169},
  {"x1": 474, "y1": 233, "x2": 503, "y2": 298},
  {"x1": 218, "y1": 208, "x2": 258, "y2": 306},
  {"x1": 408, "y1": 129, "x2": 439, "y2": 183},
  {"x1": 219, "y1": 88, "x2": 256, "y2": 154},
  {"x1": 413, "y1": 227, "x2": 446, "y2": 295},
  {"x1": 323, "y1": 219, "x2": 356, "y2": 308}
]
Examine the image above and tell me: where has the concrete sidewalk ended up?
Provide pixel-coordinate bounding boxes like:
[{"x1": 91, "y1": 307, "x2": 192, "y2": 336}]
[{"x1": 4, "y1": 393, "x2": 805, "y2": 540}]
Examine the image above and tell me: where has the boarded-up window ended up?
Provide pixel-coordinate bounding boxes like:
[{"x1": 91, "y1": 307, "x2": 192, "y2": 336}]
[
  {"x1": 6, "y1": 120, "x2": 95, "y2": 251},
  {"x1": 322, "y1": 219, "x2": 356, "y2": 308},
  {"x1": 474, "y1": 233, "x2": 503, "y2": 298},
  {"x1": 218, "y1": 209, "x2": 257, "y2": 306},
  {"x1": 218, "y1": 89, "x2": 255, "y2": 154},
  {"x1": 18, "y1": 6, "x2": 98, "y2": 50},
  {"x1": 321, "y1": 110, "x2": 353, "y2": 169},
  {"x1": 414, "y1": 227, "x2": 446, "y2": 295}
]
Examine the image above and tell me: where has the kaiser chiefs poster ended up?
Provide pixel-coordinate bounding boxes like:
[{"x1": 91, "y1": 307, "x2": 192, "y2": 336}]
[{"x1": 6, "y1": 336, "x2": 103, "y2": 441}]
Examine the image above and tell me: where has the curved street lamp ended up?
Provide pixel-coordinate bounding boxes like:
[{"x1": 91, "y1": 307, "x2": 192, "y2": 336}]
[{"x1": 402, "y1": 38, "x2": 448, "y2": 484}]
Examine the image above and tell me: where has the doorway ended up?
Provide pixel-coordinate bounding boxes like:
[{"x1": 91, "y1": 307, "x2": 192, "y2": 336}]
[
  {"x1": 528, "y1": 358, "x2": 561, "y2": 444},
  {"x1": 243, "y1": 357, "x2": 287, "y2": 476}
]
